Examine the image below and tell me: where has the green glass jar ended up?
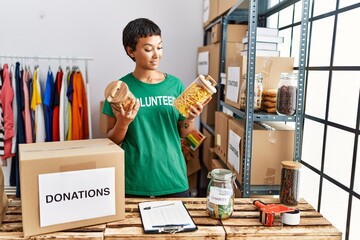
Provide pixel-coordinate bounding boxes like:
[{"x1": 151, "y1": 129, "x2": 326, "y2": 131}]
[{"x1": 206, "y1": 169, "x2": 235, "y2": 219}]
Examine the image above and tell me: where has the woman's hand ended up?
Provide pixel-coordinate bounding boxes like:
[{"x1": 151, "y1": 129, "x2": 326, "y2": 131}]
[
  {"x1": 106, "y1": 98, "x2": 140, "y2": 145},
  {"x1": 112, "y1": 98, "x2": 140, "y2": 127}
]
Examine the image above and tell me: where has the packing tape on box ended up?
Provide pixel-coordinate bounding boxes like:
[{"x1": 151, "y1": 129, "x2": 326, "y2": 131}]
[{"x1": 281, "y1": 210, "x2": 300, "y2": 225}]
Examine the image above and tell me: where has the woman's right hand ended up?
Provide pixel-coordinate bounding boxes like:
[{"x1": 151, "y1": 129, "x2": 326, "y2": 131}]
[{"x1": 112, "y1": 98, "x2": 140, "y2": 127}]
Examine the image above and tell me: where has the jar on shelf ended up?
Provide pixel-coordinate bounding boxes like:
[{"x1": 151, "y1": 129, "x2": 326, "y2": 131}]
[
  {"x1": 104, "y1": 80, "x2": 135, "y2": 112},
  {"x1": 280, "y1": 161, "x2": 302, "y2": 206},
  {"x1": 239, "y1": 73, "x2": 264, "y2": 111},
  {"x1": 206, "y1": 169, "x2": 235, "y2": 219},
  {"x1": 276, "y1": 72, "x2": 298, "y2": 116},
  {"x1": 173, "y1": 74, "x2": 217, "y2": 118}
]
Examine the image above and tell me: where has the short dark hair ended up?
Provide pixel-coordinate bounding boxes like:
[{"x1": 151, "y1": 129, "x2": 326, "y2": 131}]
[{"x1": 122, "y1": 18, "x2": 162, "y2": 61}]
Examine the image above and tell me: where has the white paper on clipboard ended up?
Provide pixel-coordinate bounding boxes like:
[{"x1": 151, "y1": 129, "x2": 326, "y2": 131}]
[{"x1": 138, "y1": 200, "x2": 197, "y2": 234}]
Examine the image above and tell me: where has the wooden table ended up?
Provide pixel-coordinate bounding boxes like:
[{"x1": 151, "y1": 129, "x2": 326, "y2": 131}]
[{"x1": 0, "y1": 197, "x2": 342, "y2": 239}]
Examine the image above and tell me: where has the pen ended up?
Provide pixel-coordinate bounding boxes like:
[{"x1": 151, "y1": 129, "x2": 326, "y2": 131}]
[
  {"x1": 143, "y1": 203, "x2": 175, "y2": 210},
  {"x1": 152, "y1": 224, "x2": 189, "y2": 228}
]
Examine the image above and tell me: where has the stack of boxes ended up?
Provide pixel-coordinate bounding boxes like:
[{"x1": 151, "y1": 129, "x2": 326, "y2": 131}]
[{"x1": 200, "y1": 0, "x2": 296, "y2": 196}]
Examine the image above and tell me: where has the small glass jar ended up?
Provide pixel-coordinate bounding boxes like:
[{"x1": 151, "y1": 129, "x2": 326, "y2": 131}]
[
  {"x1": 206, "y1": 169, "x2": 235, "y2": 219},
  {"x1": 239, "y1": 73, "x2": 264, "y2": 111},
  {"x1": 280, "y1": 161, "x2": 302, "y2": 206},
  {"x1": 104, "y1": 80, "x2": 135, "y2": 112},
  {"x1": 173, "y1": 75, "x2": 217, "y2": 118},
  {"x1": 276, "y1": 72, "x2": 298, "y2": 116}
]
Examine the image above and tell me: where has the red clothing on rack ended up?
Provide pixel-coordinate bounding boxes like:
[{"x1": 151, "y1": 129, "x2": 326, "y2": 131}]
[{"x1": 0, "y1": 64, "x2": 15, "y2": 160}]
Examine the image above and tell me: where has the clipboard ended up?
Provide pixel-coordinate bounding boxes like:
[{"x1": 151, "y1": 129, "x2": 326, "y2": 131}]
[{"x1": 138, "y1": 200, "x2": 198, "y2": 234}]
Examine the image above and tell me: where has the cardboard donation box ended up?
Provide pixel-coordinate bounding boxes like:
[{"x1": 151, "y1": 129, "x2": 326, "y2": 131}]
[
  {"x1": 227, "y1": 119, "x2": 294, "y2": 185},
  {"x1": 197, "y1": 42, "x2": 243, "y2": 125},
  {"x1": 211, "y1": 24, "x2": 247, "y2": 44},
  {"x1": 214, "y1": 111, "x2": 233, "y2": 164},
  {"x1": 19, "y1": 138, "x2": 125, "y2": 237},
  {"x1": 225, "y1": 56, "x2": 294, "y2": 109},
  {"x1": 203, "y1": 0, "x2": 218, "y2": 27},
  {"x1": 201, "y1": 128, "x2": 215, "y2": 170}
]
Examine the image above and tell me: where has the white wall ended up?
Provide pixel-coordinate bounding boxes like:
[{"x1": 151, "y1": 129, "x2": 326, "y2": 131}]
[{"x1": 0, "y1": 0, "x2": 204, "y2": 138}]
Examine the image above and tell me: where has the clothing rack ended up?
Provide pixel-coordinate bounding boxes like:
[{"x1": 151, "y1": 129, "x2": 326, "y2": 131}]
[{"x1": 0, "y1": 55, "x2": 94, "y2": 139}]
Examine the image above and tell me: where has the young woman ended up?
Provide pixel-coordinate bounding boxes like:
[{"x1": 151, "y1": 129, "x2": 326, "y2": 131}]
[{"x1": 102, "y1": 18, "x2": 206, "y2": 197}]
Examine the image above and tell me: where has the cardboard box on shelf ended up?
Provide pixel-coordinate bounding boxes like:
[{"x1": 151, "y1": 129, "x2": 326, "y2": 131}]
[
  {"x1": 203, "y1": 0, "x2": 218, "y2": 27},
  {"x1": 209, "y1": 158, "x2": 227, "y2": 171},
  {"x1": 201, "y1": 128, "x2": 215, "y2": 169},
  {"x1": 197, "y1": 44, "x2": 219, "y2": 126},
  {"x1": 224, "y1": 56, "x2": 294, "y2": 110},
  {"x1": 203, "y1": 148, "x2": 217, "y2": 172},
  {"x1": 214, "y1": 111, "x2": 233, "y2": 164},
  {"x1": 218, "y1": 0, "x2": 238, "y2": 16},
  {"x1": 211, "y1": 24, "x2": 248, "y2": 44},
  {"x1": 245, "y1": 56, "x2": 295, "y2": 90},
  {"x1": 197, "y1": 42, "x2": 243, "y2": 125},
  {"x1": 19, "y1": 138, "x2": 125, "y2": 237},
  {"x1": 226, "y1": 119, "x2": 294, "y2": 186},
  {"x1": 182, "y1": 139, "x2": 201, "y2": 177}
]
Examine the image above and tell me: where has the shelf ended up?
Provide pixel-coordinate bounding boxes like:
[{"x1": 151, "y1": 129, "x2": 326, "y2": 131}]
[
  {"x1": 220, "y1": 101, "x2": 296, "y2": 122},
  {"x1": 249, "y1": 185, "x2": 280, "y2": 196},
  {"x1": 227, "y1": 0, "x2": 301, "y2": 18},
  {"x1": 200, "y1": 0, "x2": 310, "y2": 198},
  {"x1": 204, "y1": 0, "x2": 303, "y2": 29}
]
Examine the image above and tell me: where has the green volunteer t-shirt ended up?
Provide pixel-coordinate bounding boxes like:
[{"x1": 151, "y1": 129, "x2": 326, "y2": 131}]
[{"x1": 102, "y1": 73, "x2": 188, "y2": 196}]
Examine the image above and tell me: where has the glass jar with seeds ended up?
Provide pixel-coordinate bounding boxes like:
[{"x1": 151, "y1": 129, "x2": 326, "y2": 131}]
[{"x1": 280, "y1": 161, "x2": 302, "y2": 206}]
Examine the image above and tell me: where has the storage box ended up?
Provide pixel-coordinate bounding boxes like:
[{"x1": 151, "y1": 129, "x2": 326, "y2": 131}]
[
  {"x1": 201, "y1": 128, "x2": 215, "y2": 169},
  {"x1": 214, "y1": 111, "x2": 233, "y2": 164},
  {"x1": 227, "y1": 119, "x2": 294, "y2": 185},
  {"x1": 209, "y1": 158, "x2": 226, "y2": 171},
  {"x1": 182, "y1": 139, "x2": 201, "y2": 176},
  {"x1": 211, "y1": 24, "x2": 248, "y2": 44},
  {"x1": 224, "y1": 56, "x2": 294, "y2": 109},
  {"x1": 252, "y1": 56, "x2": 295, "y2": 90},
  {"x1": 19, "y1": 138, "x2": 125, "y2": 237},
  {"x1": 197, "y1": 42, "x2": 243, "y2": 125},
  {"x1": 217, "y1": 0, "x2": 238, "y2": 16},
  {"x1": 203, "y1": 0, "x2": 218, "y2": 27},
  {"x1": 197, "y1": 44, "x2": 219, "y2": 125}
]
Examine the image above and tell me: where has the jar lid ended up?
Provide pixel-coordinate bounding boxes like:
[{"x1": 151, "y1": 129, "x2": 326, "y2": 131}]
[
  {"x1": 281, "y1": 161, "x2": 302, "y2": 170},
  {"x1": 209, "y1": 169, "x2": 234, "y2": 181},
  {"x1": 105, "y1": 80, "x2": 130, "y2": 103},
  {"x1": 198, "y1": 75, "x2": 217, "y2": 94}
]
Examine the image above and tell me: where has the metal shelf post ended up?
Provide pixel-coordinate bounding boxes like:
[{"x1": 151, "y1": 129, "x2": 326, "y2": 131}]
[{"x1": 294, "y1": 0, "x2": 310, "y2": 162}]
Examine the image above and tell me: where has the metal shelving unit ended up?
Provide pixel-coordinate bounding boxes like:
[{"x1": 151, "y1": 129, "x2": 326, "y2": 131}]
[{"x1": 201, "y1": 0, "x2": 310, "y2": 197}]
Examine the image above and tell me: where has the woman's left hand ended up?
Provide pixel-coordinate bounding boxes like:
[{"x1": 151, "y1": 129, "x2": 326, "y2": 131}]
[{"x1": 186, "y1": 102, "x2": 204, "y2": 121}]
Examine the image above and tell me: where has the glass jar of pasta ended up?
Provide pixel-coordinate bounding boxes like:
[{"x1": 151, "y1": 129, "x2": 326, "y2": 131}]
[
  {"x1": 173, "y1": 75, "x2": 217, "y2": 118},
  {"x1": 206, "y1": 169, "x2": 235, "y2": 219}
]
